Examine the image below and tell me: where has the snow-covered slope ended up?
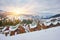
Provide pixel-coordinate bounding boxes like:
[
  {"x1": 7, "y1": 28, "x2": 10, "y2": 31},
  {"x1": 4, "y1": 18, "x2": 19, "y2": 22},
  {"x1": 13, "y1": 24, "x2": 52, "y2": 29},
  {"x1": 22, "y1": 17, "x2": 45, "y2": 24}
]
[{"x1": 0, "y1": 26, "x2": 60, "y2": 40}]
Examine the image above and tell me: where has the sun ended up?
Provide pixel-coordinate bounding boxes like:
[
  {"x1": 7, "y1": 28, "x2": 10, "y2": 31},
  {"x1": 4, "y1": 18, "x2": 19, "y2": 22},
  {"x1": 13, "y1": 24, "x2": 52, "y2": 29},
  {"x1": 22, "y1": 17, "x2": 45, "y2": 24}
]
[
  {"x1": 14, "y1": 10, "x2": 20, "y2": 14},
  {"x1": 11, "y1": 8, "x2": 28, "y2": 15}
]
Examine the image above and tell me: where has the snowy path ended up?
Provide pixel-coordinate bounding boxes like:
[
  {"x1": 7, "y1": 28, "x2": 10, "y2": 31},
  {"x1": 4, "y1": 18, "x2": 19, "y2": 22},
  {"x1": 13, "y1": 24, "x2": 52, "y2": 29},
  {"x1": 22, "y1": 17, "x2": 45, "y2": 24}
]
[{"x1": 0, "y1": 26, "x2": 60, "y2": 40}]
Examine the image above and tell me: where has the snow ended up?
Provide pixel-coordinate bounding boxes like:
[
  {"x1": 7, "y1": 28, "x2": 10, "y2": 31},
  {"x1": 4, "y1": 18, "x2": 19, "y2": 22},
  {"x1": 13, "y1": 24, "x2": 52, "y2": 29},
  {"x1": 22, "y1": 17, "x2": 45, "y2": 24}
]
[
  {"x1": 46, "y1": 18, "x2": 52, "y2": 22},
  {"x1": 29, "y1": 24, "x2": 37, "y2": 28},
  {"x1": 2, "y1": 27, "x2": 7, "y2": 32},
  {"x1": 44, "y1": 22, "x2": 51, "y2": 26},
  {"x1": 9, "y1": 26, "x2": 18, "y2": 31},
  {"x1": 22, "y1": 24, "x2": 37, "y2": 32},
  {"x1": 52, "y1": 21, "x2": 58, "y2": 25},
  {"x1": 43, "y1": 18, "x2": 60, "y2": 26},
  {"x1": 2, "y1": 24, "x2": 20, "y2": 32},
  {"x1": 57, "y1": 20, "x2": 60, "y2": 23},
  {"x1": 4, "y1": 30, "x2": 9, "y2": 33},
  {"x1": 23, "y1": 25, "x2": 30, "y2": 32},
  {"x1": 0, "y1": 26, "x2": 60, "y2": 40},
  {"x1": 58, "y1": 21, "x2": 60, "y2": 23}
]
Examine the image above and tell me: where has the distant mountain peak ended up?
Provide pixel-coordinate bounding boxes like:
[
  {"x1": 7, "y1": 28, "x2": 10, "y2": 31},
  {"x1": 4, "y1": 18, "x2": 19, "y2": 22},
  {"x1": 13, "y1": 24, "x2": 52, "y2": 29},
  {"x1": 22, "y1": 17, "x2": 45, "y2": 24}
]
[
  {"x1": 0, "y1": 10, "x2": 3, "y2": 11},
  {"x1": 50, "y1": 14, "x2": 60, "y2": 18}
]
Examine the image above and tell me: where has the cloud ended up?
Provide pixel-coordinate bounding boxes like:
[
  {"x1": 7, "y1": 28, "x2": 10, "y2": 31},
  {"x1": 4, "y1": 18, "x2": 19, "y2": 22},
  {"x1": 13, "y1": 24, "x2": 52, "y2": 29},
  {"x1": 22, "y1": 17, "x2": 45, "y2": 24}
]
[
  {"x1": 0, "y1": 0, "x2": 60, "y2": 15},
  {"x1": 34, "y1": 0, "x2": 60, "y2": 14}
]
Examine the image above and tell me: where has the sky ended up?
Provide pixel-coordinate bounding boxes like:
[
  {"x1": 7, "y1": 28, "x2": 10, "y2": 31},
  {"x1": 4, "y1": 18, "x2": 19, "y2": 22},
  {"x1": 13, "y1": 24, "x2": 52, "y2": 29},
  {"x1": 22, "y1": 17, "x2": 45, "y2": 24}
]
[{"x1": 0, "y1": 0, "x2": 60, "y2": 15}]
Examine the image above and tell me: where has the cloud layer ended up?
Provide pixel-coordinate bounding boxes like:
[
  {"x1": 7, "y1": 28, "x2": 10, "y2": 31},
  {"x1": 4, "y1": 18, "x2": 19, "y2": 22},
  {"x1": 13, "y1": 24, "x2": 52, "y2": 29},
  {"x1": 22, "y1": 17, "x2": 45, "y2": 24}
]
[{"x1": 0, "y1": 0, "x2": 60, "y2": 15}]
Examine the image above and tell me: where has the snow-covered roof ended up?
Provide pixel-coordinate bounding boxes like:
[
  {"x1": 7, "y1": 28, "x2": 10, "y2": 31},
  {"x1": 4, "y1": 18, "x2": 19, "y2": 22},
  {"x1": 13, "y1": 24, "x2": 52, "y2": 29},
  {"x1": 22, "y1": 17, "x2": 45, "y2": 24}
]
[
  {"x1": 52, "y1": 21, "x2": 58, "y2": 25},
  {"x1": 29, "y1": 24, "x2": 37, "y2": 28},
  {"x1": 46, "y1": 18, "x2": 53, "y2": 22},
  {"x1": 4, "y1": 30, "x2": 9, "y2": 33},
  {"x1": 2, "y1": 27, "x2": 7, "y2": 32},
  {"x1": 44, "y1": 22, "x2": 51, "y2": 26},
  {"x1": 9, "y1": 24, "x2": 21, "y2": 31},
  {"x1": 43, "y1": 17, "x2": 60, "y2": 26},
  {"x1": 9, "y1": 26, "x2": 18, "y2": 31},
  {"x1": 2, "y1": 24, "x2": 21, "y2": 33},
  {"x1": 2, "y1": 27, "x2": 10, "y2": 33},
  {"x1": 16, "y1": 24, "x2": 20, "y2": 27}
]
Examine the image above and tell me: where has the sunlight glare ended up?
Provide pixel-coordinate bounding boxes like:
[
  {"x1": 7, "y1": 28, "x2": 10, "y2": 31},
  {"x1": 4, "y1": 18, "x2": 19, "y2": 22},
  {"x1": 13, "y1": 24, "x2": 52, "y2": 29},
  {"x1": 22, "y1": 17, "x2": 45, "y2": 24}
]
[{"x1": 11, "y1": 8, "x2": 28, "y2": 15}]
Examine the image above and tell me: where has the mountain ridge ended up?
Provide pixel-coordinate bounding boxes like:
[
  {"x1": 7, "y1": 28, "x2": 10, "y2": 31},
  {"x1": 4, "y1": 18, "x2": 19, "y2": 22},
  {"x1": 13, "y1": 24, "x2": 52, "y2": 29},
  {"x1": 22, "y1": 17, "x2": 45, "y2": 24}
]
[{"x1": 50, "y1": 14, "x2": 60, "y2": 18}]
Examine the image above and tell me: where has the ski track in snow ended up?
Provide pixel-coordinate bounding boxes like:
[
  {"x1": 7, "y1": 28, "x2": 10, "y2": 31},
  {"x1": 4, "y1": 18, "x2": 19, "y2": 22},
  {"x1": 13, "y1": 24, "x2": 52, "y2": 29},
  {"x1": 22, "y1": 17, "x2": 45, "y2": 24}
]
[{"x1": 0, "y1": 26, "x2": 60, "y2": 40}]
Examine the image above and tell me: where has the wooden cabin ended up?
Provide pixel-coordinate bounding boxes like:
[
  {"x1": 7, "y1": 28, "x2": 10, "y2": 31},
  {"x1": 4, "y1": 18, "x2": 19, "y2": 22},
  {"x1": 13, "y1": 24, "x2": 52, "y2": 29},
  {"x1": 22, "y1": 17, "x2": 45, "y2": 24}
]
[
  {"x1": 28, "y1": 22, "x2": 42, "y2": 32},
  {"x1": 41, "y1": 23, "x2": 48, "y2": 29},
  {"x1": 16, "y1": 25, "x2": 26, "y2": 34},
  {"x1": 2, "y1": 26, "x2": 10, "y2": 36}
]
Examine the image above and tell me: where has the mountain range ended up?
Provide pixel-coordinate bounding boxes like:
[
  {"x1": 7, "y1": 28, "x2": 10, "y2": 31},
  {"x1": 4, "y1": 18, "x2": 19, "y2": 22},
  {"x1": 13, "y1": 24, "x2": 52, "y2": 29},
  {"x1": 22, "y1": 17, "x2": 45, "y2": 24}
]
[{"x1": 0, "y1": 10, "x2": 60, "y2": 19}]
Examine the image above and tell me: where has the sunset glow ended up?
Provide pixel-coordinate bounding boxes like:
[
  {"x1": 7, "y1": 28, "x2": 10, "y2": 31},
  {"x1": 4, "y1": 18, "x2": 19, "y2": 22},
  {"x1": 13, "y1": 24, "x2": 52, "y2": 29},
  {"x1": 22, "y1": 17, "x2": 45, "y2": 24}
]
[{"x1": 10, "y1": 8, "x2": 29, "y2": 15}]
